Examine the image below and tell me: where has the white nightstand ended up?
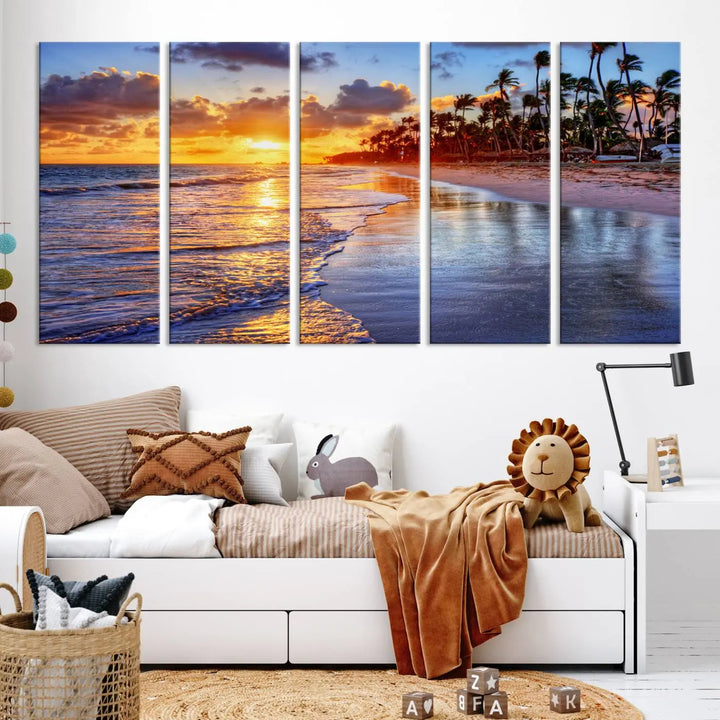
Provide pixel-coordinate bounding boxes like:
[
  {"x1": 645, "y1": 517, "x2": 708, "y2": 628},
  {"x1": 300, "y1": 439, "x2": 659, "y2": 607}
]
[{"x1": 603, "y1": 471, "x2": 720, "y2": 672}]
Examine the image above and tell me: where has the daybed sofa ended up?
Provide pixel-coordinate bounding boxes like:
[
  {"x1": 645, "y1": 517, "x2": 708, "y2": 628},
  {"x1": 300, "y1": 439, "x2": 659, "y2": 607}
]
[{"x1": 0, "y1": 387, "x2": 637, "y2": 673}]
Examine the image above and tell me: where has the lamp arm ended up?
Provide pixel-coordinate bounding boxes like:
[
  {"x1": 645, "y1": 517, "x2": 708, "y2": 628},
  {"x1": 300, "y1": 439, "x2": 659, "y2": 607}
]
[
  {"x1": 601, "y1": 362, "x2": 671, "y2": 370},
  {"x1": 596, "y1": 362, "x2": 631, "y2": 476}
]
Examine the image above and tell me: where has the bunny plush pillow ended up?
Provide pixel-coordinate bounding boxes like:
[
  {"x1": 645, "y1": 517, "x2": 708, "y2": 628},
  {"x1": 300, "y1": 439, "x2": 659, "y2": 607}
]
[{"x1": 293, "y1": 420, "x2": 396, "y2": 500}]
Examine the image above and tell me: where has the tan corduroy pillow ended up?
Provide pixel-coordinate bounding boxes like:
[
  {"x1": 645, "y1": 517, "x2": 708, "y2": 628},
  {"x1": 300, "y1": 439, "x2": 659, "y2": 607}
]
[
  {"x1": 0, "y1": 386, "x2": 182, "y2": 512},
  {"x1": 122, "y1": 427, "x2": 252, "y2": 504},
  {"x1": 0, "y1": 428, "x2": 111, "y2": 533}
]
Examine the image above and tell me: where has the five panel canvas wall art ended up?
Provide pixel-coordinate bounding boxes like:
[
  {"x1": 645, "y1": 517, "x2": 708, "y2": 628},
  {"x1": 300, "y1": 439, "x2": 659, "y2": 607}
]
[{"x1": 37, "y1": 42, "x2": 681, "y2": 345}]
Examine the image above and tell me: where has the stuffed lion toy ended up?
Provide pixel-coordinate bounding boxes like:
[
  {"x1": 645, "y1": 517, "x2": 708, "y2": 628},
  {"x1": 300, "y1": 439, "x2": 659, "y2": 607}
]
[{"x1": 507, "y1": 418, "x2": 602, "y2": 533}]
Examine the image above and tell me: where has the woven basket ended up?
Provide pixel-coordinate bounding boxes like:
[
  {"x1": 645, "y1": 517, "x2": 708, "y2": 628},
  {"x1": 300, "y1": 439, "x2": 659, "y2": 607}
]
[{"x1": 0, "y1": 582, "x2": 142, "y2": 720}]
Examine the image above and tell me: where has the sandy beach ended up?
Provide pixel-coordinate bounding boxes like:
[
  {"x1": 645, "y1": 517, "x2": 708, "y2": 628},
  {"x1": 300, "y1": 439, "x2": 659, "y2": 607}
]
[{"x1": 383, "y1": 161, "x2": 679, "y2": 217}]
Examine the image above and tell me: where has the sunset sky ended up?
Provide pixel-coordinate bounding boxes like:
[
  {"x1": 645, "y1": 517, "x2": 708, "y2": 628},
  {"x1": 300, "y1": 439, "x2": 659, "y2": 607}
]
[
  {"x1": 431, "y1": 42, "x2": 550, "y2": 118},
  {"x1": 40, "y1": 42, "x2": 159, "y2": 164},
  {"x1": 301, "y1": 42, "x2": 419, "y2": 163},
  {"x1": 561, "y1": 42, "x2": 680, "y2": 126},
  {"x1": 170, "y1": 42, "x2": 289, "y2": 164}
]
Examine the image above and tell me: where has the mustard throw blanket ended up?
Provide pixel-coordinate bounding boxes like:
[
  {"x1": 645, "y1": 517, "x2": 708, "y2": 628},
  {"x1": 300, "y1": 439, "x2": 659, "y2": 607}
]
[{"x1": 345, "y1": 481, "x2": 527, "y2": 679}]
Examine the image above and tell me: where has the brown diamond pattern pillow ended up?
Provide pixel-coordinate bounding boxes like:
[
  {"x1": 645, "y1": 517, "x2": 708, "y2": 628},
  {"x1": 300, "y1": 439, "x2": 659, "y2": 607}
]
[{"x1": 121, "y1": 427, "x2": 251, "y2": 504}]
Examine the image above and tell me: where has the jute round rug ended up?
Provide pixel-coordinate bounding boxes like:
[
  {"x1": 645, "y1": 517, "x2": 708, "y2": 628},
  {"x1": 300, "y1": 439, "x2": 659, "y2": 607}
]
[{"x1": 140, "y1": 668, "x2": 643, "y2": 719}]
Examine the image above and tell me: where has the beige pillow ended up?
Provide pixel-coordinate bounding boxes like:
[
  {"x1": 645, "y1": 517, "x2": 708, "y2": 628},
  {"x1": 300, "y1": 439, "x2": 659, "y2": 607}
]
[
  {"x1": 0, "y1": 428, "x2": 111, "y2": 533},
  {"x1": 122, "y1": 427, "x2": 251, "y2": 504},
  {"x1": 0, "y1": 386, "x2": 181, "y2": 512}
]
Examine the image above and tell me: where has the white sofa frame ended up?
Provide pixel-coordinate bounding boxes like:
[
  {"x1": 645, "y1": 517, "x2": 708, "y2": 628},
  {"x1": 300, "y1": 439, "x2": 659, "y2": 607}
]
[
  {"x1": 39, "y1": 513, "x2": 635, "y2": 673},
  {"x1": 0, "y1": 506, "x2": 636, "y2": 673}
]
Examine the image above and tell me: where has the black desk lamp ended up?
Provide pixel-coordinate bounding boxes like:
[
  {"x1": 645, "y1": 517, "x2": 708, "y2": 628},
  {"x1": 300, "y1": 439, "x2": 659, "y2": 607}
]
[{"x1": 596, "y1": 351, "x2": 694, "y2": 476}]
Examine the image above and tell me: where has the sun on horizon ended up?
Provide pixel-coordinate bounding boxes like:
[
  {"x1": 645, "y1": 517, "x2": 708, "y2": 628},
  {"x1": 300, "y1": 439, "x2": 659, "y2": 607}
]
[{"x1": 170, "y1": 42, "x2": 289, "y2": 165}]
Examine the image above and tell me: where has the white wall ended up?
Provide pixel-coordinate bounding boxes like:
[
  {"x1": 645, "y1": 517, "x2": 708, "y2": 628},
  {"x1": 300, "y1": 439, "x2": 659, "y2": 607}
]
[{"x1": 2, "y1": 0, "x2": 719, "y2": 620}]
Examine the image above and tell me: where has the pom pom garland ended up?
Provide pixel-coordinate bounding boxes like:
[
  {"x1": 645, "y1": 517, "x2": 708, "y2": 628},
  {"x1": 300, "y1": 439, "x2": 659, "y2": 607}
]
[
  {"x1": 0, "y1": 233, "x2": 16, "y2": 255},
  {"x1": 0, "y1": 387, "x2": 14, "y2": 408},
  {"x1": 1, "y1": 225, "x2": 17, "y2": 407},
  {"x1": 0, "y1": 341, "x2": 14, "y2": 362},
  {"x1": 0, "y1": 302, "x2": 16, "y2": 323}
]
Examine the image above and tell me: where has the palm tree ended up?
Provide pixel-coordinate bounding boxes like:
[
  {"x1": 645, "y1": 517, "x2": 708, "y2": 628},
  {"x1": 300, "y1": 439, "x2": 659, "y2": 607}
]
[
  {"x1": 618, "y1": 45, "x2": 645, "y2": 159},
  {"x1": 486, "y1": 67, "x2": 520, "y2": 103},
  {"x1": 573, "y1": 76, "x2": 597, "y2": 145},
  {"x1": 592, "y1": 42, "x2": 636, "y2": 151},
  {"x1": 521, "y1": 93, "x2": 536, "y2": 150},
  {"x1": 453, "y1": 93, "x2": 476, "y2": 119},
  {"x1": 533, "y1": 50, "x2": 550, "y2": 143},
  {"x1": 452, "y1": 93, "x2": 476, "y2": 159},
  {"x1": 486, "y1": 69, "x2": 522, "y2": 151},
  {"x1": 584, "y1": 45, "x2": 600, "y2": 153}
]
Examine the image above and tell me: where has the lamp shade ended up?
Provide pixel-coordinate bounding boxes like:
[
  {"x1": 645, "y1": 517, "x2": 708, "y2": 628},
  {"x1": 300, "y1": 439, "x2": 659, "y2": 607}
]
[{"x1": 670, "y1": 351, "x2": 694, "y2": 387}]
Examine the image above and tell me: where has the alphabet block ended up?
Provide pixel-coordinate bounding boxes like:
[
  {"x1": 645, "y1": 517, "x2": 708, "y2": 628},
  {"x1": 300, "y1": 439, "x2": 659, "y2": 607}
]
[
  {"x1": 456, "y1": 688, "x2": 484, "y2": 715},
  {"x1": 402, "y1": 691, "x2": 433, "y2": 718},
  {"x1": 483, "y1": 691, "x2": 508, "y2": 718},
  {"x1": 466, "y1": 666, "x2": 500, "y2": 695},
  {"x1": 550, "y1": 686, "x2": 581, "y2": 714}
]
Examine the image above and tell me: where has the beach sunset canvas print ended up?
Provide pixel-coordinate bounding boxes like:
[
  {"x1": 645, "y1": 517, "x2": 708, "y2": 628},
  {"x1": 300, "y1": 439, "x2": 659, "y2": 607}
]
[
  {"x1": 39, "y1": 42, "x2": 160, "y2": 343},
  {"x1": 300, "y1": 42, "x2": 420, "y2": 344},
  {"x1": 560, "y1": 42, "x2": 681, "y2": 343},
  {"x1": 170, "y1": 42, "x2": 290, "y2": 343},
  {"x1": 430, "y1": 43, "x2": 551, "y2": 344}
]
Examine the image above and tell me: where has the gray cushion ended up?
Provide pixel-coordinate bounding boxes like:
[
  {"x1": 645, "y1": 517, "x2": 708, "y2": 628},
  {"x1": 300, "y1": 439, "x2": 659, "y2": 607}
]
[{"x1": 26, "y1": 569, "x2": 134, "y2": 621}]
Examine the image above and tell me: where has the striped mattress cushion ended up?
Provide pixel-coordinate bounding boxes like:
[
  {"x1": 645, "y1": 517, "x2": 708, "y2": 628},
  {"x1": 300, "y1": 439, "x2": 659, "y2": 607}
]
[
  {"x1": 0, "y1": 387, "x2": 182, "y2": 512},
  {"x1": 215, "y1": 497, "x2": 623, "y2": 559}
]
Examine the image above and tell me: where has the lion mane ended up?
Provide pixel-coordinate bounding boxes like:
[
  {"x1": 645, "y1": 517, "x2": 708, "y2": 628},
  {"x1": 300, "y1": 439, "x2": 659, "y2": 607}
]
[{"x1": 507, "y1": 418, "x2": 591, "y2": 502}]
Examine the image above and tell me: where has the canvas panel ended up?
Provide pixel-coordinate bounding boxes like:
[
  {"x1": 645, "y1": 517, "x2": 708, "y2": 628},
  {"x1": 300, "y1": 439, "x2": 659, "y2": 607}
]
[
  {"x1": 39, "y1": 42, "x2": 160, "y2": 344},
  {"x1": 299, "y1": 42, "x2": 420, "y2": 344},
  {"x1": 429, "y1": 42, "x2": 551, "y2": 344},
  {"x1": 559, "y1": 42, "x2": 681, "y2": 343},
  {"x1": 169, "y1": 42, "x2": 290, "y2": 344}
]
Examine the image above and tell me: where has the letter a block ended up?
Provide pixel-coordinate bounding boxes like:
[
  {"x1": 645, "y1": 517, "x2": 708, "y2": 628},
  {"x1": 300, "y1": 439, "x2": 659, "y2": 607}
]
[
  {"x1": 550, "y1": 686, "x2": 581, "y2": 714},
  {"x1": 467, "y1": 666, "x2": 500, "y2": 695},
  {"x1": 483, "y1": 691, "x2": 508, "y2": 718},
  {"x1": 457, "y1": 688, "x2": 484, "y2": 715},
  {"x1": 402, "y1": 691, "x2": 434, "y2": 719}
]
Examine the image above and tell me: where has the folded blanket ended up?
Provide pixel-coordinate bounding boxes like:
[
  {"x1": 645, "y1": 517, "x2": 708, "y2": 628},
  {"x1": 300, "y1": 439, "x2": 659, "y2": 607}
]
[{"x1": 345, "y1": 480, "x2": 527, "y2": 679}]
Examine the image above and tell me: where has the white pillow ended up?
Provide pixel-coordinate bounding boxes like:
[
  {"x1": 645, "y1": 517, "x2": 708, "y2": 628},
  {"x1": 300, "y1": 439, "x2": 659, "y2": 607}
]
[
  {"x1": 110, "y1": 494, "x2": 224, "y2": 558},
  {"x1": 241, "y1": 443, "x2": 292, "y2": 506},
  {"x1": 186, "y1": 410, "x2": 282, "y2": 447},
  {"x1": 294, "y1": 420, "x2": 395, "y2": 499}
]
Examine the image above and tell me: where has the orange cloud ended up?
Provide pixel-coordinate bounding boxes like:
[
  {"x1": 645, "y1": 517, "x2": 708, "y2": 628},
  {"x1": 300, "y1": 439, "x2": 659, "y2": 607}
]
[
  {"x1": 431, "y1": 94, "x2": 456, "y2": 111},
  {"x1": 40, "y1": 67, "x2": 159, "y2": 163}
]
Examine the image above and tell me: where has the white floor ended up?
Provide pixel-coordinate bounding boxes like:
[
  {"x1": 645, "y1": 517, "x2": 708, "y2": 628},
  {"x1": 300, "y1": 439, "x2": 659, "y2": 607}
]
[{"x1": 557, "y1": 622, "x2": 720, "y2": 720}]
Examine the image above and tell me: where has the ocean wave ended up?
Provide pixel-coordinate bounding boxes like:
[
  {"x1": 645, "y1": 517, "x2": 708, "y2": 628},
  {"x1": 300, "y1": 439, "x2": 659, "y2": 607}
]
[
  {"x1": 40, "y1": 179, "x2": 160, "y2": 196},
  {"x1": 301, "y1": 201, "x2": 400, "y2": 212},
  {"x1": 170, "y1": 289, "x2": 287, "y2": 326},
  {"x1": 41, "y1": 168, "x2": 285, "y2": 196},
  {"x1": 40, "y1": 315, "x2": 159, "y2": 344},
  {"x1": 171, "y1": 239, "x2": 288, "y2": 253},
  {"x1": 170, "y1": 172, "x2": 276, "y2": 188}
]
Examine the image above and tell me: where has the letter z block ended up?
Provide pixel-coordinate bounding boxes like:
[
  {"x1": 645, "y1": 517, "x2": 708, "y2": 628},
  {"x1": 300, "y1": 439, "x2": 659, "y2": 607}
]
[{"x1": 467, "y1": 666, "x2": 500, "y2": 695}]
